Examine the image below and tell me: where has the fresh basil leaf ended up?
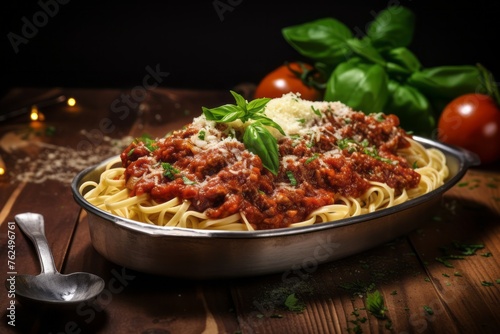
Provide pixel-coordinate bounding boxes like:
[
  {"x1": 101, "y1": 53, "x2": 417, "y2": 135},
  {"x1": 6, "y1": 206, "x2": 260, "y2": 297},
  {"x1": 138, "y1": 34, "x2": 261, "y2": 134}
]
[
  {"x1": 247, "y1": 97, "x2": 272, "y2": 115},
  {"x1": 282, "y1": 17, "x2": 353, "y2": 67},
  {"x1": 230, "y1": 90, "x2": 247, "y2": 109},
  {"x1": 383, "y1": 47, "x2": 421, "y2": 73},
  {"x1": 251, "y1": 115, "x2": 286, "y2": 135},
  {"x1": 220, "y1": 110, "x2": 245, "y2": 123},
  {"x1": 367, "y1": 6, "x2": 415, "y2": 50},
  {"x1": 324, "y1": 59, "x2": 389, "y2": 114},
  {"x1": 345, "y1": 38, "x2": 385, "y2": 65},
  {"x1": 201, "y1": 92, "x2": 281, "y2": 175},
  {"x1": 386, "y1": 80, "x2": 435, "y2": 136},
  {"x1": 243, "y1": 123, "x2": 280, "y2": 175},
  {"x1": 407, "y1": 65, "x2": 484, "y2": 99},
  {"x1": 202, "y1": 104, "x2": 239, "y2": 121}
]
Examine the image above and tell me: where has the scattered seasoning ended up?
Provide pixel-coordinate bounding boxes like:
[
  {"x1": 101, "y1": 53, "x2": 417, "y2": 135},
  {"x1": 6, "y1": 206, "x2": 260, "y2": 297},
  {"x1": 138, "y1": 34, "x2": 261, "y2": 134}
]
[
  {"x1": 435, "y1": 257, "x2": 454, "y2": 268},
  {"x1": 339, "y1": 280, "x2": 376, "y2": 296},
  {"x1": 454, "y1": 271, "x2": 463, "y2": 277},
  {"x1": 253, "y1": 279, "x2": 313, "y2": 319},
  {"x1": 481, "y1": 281, "x2": 494, "y2": 287},
  {"x1": 347, "y1": 309, "x2": 367, "y2": 334},
  {"x1": 481, "y1": 252, "x2": 493, "y2": 257},
  {"x1": 442, "y1": 273, "x2": 450, "y2": 277},
  {"x1": 390, "y1": 290, "x2": 397, "y2": 295},
  {"x1": 496, "y1": 279, "x2": 500, "y2": 284},
  {"x1": 0, "y1": 128, "x2": 132, "y2": 184}
]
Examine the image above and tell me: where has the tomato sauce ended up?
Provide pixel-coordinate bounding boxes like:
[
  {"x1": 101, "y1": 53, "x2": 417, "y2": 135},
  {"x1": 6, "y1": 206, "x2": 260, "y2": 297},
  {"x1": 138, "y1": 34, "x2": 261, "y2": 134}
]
[{"x1": 120, "y1": 109, "x2": 420, "y2": 230}]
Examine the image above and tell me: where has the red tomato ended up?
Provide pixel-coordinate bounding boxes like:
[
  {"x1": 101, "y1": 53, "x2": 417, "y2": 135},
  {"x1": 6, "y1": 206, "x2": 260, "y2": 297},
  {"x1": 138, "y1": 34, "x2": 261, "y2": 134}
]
[
  {"x1": 437, "y1": 93, "x2": 500, "y2": 164},
  {"x1": 254, "y1": 62, "x2": 323, "y2": 101}
]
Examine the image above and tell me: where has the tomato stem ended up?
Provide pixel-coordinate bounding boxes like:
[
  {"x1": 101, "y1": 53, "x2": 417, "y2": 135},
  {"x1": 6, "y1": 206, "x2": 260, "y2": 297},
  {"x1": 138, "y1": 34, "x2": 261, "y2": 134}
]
[
  {"x1": 285, "y1": 61, "x2": 326, "y2": 90},
  {"x1": 477, "y1": 63, "x2": 500, "y2": 108}
]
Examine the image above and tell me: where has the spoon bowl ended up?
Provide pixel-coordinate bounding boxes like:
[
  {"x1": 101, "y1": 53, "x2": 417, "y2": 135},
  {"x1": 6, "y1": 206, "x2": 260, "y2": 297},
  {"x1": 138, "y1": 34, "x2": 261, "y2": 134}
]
[
  {"x1": 11, "y1": 212, "x2": 105, "y2": 306},
  {"x1": 14, "y1": 272, "x2": 105, "y2": 305}
]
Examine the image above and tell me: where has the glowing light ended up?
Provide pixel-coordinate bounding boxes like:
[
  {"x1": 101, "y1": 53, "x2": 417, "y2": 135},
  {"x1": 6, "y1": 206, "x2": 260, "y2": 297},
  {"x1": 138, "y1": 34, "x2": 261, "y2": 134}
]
[
  {"x1": 30, "y1": 105, "x2": 39, "y2": 121},
  {"x1": 0, "y1": 156, "x2": 5, "y2": 176},
  {"x1": 67, "y1": 97, "x2": 76, "y2": 107}
]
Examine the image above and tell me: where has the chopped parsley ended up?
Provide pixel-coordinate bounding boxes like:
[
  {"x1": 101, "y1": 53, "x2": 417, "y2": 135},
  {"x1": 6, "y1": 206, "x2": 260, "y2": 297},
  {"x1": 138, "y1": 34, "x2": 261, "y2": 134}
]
[
  {"x1": 286, "y1": 170, "x2": 297, "y2": 186},
  {"x1": 198, "y1": 130, "x2": 206, "y2": 140},
  {"x1": 337, "y1": 138, "x2": 356, "y2": 150},
  {"x1": 162, "y1": 162, "x2": 179, "y2": 180},
  {"x1": 366, "y1": 290, "x2": 387, "y2": 319},
  {"x1": 423, "y1": 305, "x2": 434, "y2": 315},
  {"x1": 284, "y1": 293, "x2": 305, "y2": 312},
  {"x1": 136, "y1": 134, "x2": 157, "y2": 152},
  {"x1": 311, "y1": 105, "x2": 322, "y2": 117},
  {"x1": 162, "y1": 163, "x2": 197, "y2": 185},
  {"x1": 305, "y1": 154, "x2": 319, "y2": 164},
  {"x1": 181, "y1": 175, "x2": 196, "y2": 185},
  {"x1": 435, "y1": 241, "x2": 485, "y2": 267}
]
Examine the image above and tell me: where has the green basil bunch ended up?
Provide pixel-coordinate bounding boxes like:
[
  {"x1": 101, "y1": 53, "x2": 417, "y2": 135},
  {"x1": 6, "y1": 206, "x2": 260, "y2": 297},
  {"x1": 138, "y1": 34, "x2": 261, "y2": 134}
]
[{"x1": 282, "y1": 6, "x2": 483, "y2": 136}]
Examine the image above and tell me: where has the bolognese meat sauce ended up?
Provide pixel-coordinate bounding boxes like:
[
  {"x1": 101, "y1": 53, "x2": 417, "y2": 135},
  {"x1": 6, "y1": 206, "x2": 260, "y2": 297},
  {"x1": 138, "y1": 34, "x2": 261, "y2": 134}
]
[{"x1": 120, "y1": 102, "x2": 420, "y2": 230}]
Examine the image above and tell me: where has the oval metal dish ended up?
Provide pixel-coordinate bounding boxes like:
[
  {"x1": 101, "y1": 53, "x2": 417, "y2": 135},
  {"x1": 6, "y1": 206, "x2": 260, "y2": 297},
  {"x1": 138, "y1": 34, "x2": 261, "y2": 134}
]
[{"x1": 71, "y1": 136, "x2": 479, "y2": 279}]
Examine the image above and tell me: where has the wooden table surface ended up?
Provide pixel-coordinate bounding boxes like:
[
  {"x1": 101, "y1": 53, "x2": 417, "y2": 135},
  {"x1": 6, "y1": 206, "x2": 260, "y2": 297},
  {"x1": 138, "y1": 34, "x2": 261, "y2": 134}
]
[{"x1": 1, "y1": 87, "x2": 499, "y2": 334}]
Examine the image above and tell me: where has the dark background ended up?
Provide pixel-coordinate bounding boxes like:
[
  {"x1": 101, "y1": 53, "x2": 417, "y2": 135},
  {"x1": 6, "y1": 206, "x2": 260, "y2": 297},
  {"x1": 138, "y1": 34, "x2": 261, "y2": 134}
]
[{"x1": 1, "y1": 0, "x2": 499, "y2": 93}]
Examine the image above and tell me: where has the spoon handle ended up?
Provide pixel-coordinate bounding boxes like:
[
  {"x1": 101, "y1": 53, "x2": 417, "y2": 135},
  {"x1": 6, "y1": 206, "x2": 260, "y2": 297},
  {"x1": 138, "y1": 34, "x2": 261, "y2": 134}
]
[{"x1": 15, "y1": 212, "x2": 58, "y2": 275}]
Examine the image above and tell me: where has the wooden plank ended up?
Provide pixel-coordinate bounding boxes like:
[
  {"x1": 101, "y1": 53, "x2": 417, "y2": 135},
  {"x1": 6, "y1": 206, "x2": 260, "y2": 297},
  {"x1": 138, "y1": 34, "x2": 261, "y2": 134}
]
[
  {"x1": 231, "y1": 235, "x2": 460, "y2": 333},
  {"x1": 408, "y1": 170, "x2": 500, "y2": 333}
]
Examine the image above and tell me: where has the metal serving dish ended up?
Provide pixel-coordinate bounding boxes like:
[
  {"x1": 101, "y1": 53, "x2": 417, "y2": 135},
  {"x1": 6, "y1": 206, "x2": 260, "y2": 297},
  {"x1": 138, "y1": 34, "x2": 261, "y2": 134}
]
[{"x1": 71, "y1": 136, "x2": 479, "y2": 279}]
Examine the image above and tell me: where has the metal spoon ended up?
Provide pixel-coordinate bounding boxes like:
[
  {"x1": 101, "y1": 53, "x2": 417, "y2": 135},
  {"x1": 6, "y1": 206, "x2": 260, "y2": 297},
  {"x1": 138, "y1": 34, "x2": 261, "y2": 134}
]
[{"x1": 11, "y1": 212, "x2": 105, "y2": 306}]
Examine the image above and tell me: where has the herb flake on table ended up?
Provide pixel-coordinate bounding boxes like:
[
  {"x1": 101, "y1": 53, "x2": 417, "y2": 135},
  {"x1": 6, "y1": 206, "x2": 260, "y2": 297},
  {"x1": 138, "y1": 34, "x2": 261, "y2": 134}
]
[
  {"x1": 423, "y1": 305, "x2": 434, "y2": 315},
  {"x1": 481, "y1": 281, "x2": 495, "y2": 287},
  {"x1": 366, "y1": 290, "x2": 387, "y2": 319}
]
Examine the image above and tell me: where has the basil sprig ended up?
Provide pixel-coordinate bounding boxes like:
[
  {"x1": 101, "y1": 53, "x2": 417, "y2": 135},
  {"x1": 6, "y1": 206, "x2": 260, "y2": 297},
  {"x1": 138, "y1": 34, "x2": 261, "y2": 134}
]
[
  {"x1": 202, "y1": 91, "x2": 285, "y2": 175},
  {"x1": 282, "y1": 6, "x2": 485, "y2": 136}
]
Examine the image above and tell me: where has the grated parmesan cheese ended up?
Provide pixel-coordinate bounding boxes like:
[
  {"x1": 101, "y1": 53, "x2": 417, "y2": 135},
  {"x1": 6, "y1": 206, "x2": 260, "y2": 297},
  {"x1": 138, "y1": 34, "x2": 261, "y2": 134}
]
[{"x1": 263, "y1": 92, "x2": 353, "y2": 139}]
